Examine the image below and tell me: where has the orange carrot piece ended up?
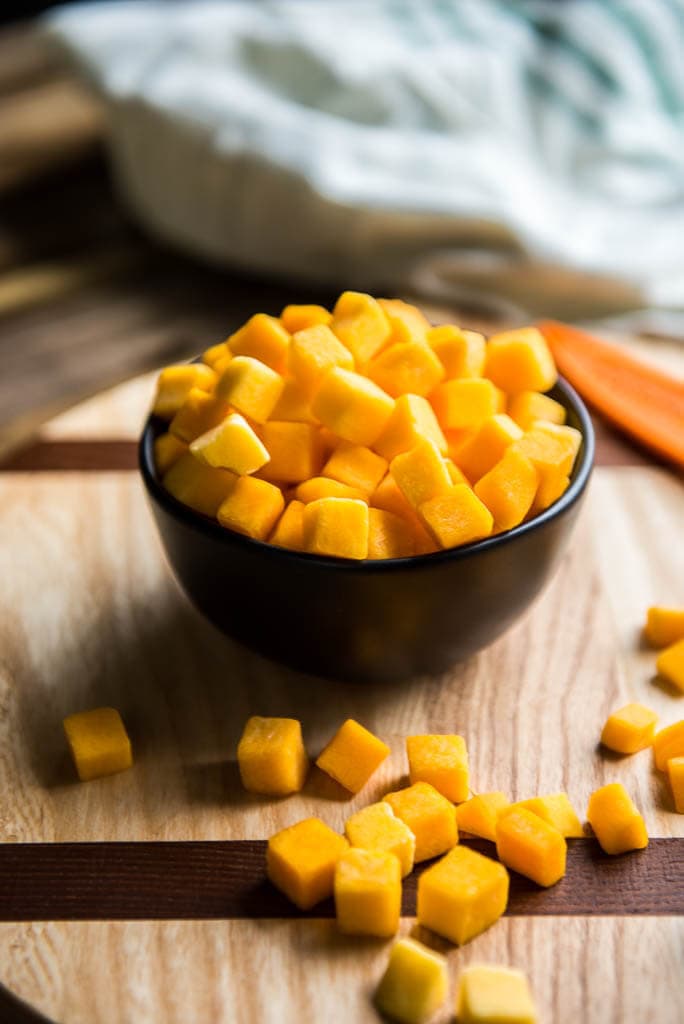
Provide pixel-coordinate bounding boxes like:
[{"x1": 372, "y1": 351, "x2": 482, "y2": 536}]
[{"x1": 538, "y1": 321, "x2": 684, "y2": 470}]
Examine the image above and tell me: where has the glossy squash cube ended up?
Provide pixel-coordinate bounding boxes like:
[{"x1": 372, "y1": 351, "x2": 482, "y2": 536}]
[
  {"x1": 280, "y1": 303, "x2": 332, "y2": 334},
  {"x1": 312, "y1": 367, "x2": 395, "y2": 447},
  {"x1": 656, "y1": 638, "x2": 684, "y2": 692},
  {"x1": 512, "y1": 794, "x2": 584, "y2": 838},
  {"x1": 169, "y1": 388, "x2": 231, "y2": 443},
  {"x1": 237, "y1": 716, "x2": 309, "y2": 795},
  {"x1": 419, "y1": 485, "x2": 493, "y2": 549},
  {"x1": 390, "y1": 438, "x2": 452, "y2": 510},
  {"x1": 216, "y1": 356, "x2": 285, "y2": 424},
  {"x1": 667, "y1": 757, "x2": 684, "y2": 813},
  {"x1": 266, "y1": 817, "x2": 348, "y2": 910},
  {"x1": 374, "y1": 393, "x2": 447, "y2": 461},
  {"x1": 216, "y1": 476, "x2": 285, "y2": 540},
  {"x1": 63, "y1": 707, "x2": 132, "y2": 782},
  {"x1": 600, "y1": 703, "x2": 659, "y2": 755},
  {"x1": 269, "y1": 500, "x2": 306, "y2": 551},
  {"x1": 474, "y1": 448, "x2": 538, "y2": 531},
  {"x1": 384, "y1": 782, "x2": 457, "y2": 862},
  {"x1": 190, "y1": 412, "x2": 270, "y2": 475},
  {"x1": 456, "y1": 965, "x2": 537, "y2": 1024},
  {"x1": 316, "y1": 718, "x2": 389, "y2": 793},
  {"x1": 163, "y1": 454, "x2": 236, "y2": 517},
  {"x1": 228, "y1": 313, "x2": 290, "y2": 373},
  {"x1": 428, "y1": 324, "x2": 486, "y2": 379},
  {"x1": 417, "y1": 845, "x2": 509, "y2": 945},
  {"x1": 153, "y1": 432, "x2": 188, "y2": 475},
  {"x1": 367, "y1": 340, "x2": 444, "y2": 398},
  {"x1": 334, "y1": 848, "x2": 401, "y2": 937},
  {"x1": 368, "y1": 507, "x2": 416, "y2": 559},
  {"x1": 496, "y1": 806, "x2": 567, "y2": 886},
  {"x1": 587, "y1": 783, "x2": 648, "y2": 854},
  {"x1": 406, "y1": 734, "x2": 470, "y2": 803},
  {"x1": 270, "y1": 377, "x2": 316, "y2": 423},
  {"x1": 258, "y1": 422, "x2": 325, "y2": 483},
  {"x1": 295, "y1": 476, "x2": 368, "y2": 504},
  {"x1": 645, "y1": 606, "x2": 684, "y2": 648},
  {"x1": 323, "y1": 442, "x2": 387, "y2": 495},
  {"x1": 302, "y1": 497, "x2": 369, "y2": 560},
  {"x1": 430, "y1": 377, "x2": 502, "y2": 430},
  {"x1": 288, "y1": 324, "x2": 354, "y2": 394},
  {"x1": 455, "y1": 414, "x2": 524, "y2": 483},
  {"x1": 374, "y1": 938, "x2": 448, "y2": 1024},
  {"x1": 331, "y1": 290, "x2": 391, "y2": 364},
  {"x1": 456, "y1": 792, "x2": 509, "y2": 842},
  {"x1": 508, "y1": 390, "x2": 566, "y2": 431},
  {"x1": 485, "y1": 327, "x2": 557, "y2": 393},
  {"x1": 653, "y1": 720, "x2": 684, "y2": 771},
  {"x1": 378, "y1": 298, "x2": 431, "y2": 345},
  {"x1": 345, "y1": 801, "x2": 416, "y2": 877},
  {"x1": 152, "y1": 364, "x2": 216, "y2": 419}
]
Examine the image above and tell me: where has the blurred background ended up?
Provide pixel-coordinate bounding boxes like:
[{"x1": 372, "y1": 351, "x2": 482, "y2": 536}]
[{"x1": 1, "y1": 0, "x2": 682, "y2": 458}]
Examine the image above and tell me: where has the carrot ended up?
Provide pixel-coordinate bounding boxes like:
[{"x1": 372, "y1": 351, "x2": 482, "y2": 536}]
[{"x1": 538, "y1": 320, "x2": 684, "y2": 470}]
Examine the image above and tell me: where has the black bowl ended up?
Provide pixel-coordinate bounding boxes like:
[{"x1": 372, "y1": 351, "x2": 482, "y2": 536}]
[{"x1": 139, "y1": 377, "x2": 594, "y2": 682}]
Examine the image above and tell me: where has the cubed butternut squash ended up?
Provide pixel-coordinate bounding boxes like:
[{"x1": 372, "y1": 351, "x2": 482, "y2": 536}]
[
  {"x1": 454, "y1": 414, "x2": 523, "y2": 483},
  {"x1": 418, "y1": 485, "x2": 493, "y2": 549},
  {"x1": 288, "y1": 324, "x2": 354, "y2": 394},
  {"x1": 295, "y1": 476, "x2": 368, "y2": 504},
  {"x1": 474, "y1": 448, "x2": 538, "y2": 531},
  {"x1": 496, "y1": 806, "x2": 567, "y2": 886},
  {"x1": 269, "y1": 500, "x2": 306, "y2": 551},
  {"x1": 428, "y1": 325, "x2": 486, "y2": 379},
  {"x1": 322, "y1": 442, "x2": 387, "y2": 495},
  {"x1": 228, "y1": 313, "x2": 290, "y2": 373},
  {"x1": 316, "y1": 718, "x2": 389, "y2": 793},
  {"x1": 331, "y1": 291, "x2": 391, "y2": 364},
  {"x1": 373, "y1": 393, "x2": 447, "y2": 461},
  {"x1": 344, "y1": 801, "x2": 415, "y2": 877},
  {"x1": 656, "y1": 638, "x2": 684, "y2": 692},
  {"x1": 600, "y1": 703, "x2": 659, "y2": 755},
  {"x1": 216, "y1": 356, "x2": 285, "y2": 424},
  {"x1": 653, "y1": 720, "x2": 684, "y2": 771},
  {"x1": 237, "y1": 716, "x2": 309, "y2": 795},
  {"x1": 281, "y1": 303, "x2": 332, "y2": 334},
  {"x1": 367, "y1": 340, "x2": 444, "y2": 398},
  {"x1": 456, "y1": 965, "x2": 538, "y2": 1024},
  {"x1": 384, "y1": 782, "x2": 457, "y2": 862},
  {"x1": 169, "y1": 388, "x2": 230, "y2": 443},
  {"x1": 430, "y1": 377, "x2": 502, "y2": 430},
  {"x1": 667, "y1": 757, "x2": 684, "y2": 813},
  {"x1": 258, "y1": 422, "x2": 325, "y2": 484},
  {"x1": 368, "y1": 507, "x2": 416, "y2": 559},
  {"x1": 163, "y1": 454, "x2": 236, "y2": 517},
  {"x1": 216, "y1": 476, "x2": 285, "y2": 540},
  {"x1": 456, "y1": 792, "x2": 509, "y2": 842},
  {"x1": 190, "y1": 412, "x2": 270, "y2": 475},
  {"x1": 485, "y1": 327, "x2": 557, "y2": 393},
  {"x1": 312, "y1": 367, "x2": 395, "y2": 447},
  {"x1": 152, "y1": 364, "x2": 216, "y2": 419},
  {"x1": 302, "y1": 497, "x2": 369, "y2": 560},
  {"x1": 512, "y1": 793, "x2": 584, "y2": 838},
  {"x1": 417, "y1": 845, "x2": 509, "y2": 945},
  {"x1": 406, "y1": 734, "x2": 469, "y2": 803},
  {"x1": 374, "y1": 938, "x2": 448, "y2": 1024},
  {"x1": 334, "y1": 848, "x2": 402, "y2": 937},
  {"x1": 645, "y1": 606, "x2": 684, "y2": 648},
  {"x1": 63, "y1": 707, "x2": 132, "y2": 782},
  {"x1": 153, "y1": 432, "x2": 188, "y2": 475},
  {"x1": 508, "y1": 390, "x2": 566, "y2": 431},
  {"x1": 586, "y1": 783, "x2": 648, "y2": 855},
  {"x1": 266, "y1": 817, "x2": 348, "y2": 910},
  {"x1": 390, "y1": 438, "x2": 452, "y2": 510}
]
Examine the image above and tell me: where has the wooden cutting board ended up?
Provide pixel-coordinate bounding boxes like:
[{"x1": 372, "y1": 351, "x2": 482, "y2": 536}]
[{"x1": 0, "y1": 369, "x2": 683, "y2": 1024}]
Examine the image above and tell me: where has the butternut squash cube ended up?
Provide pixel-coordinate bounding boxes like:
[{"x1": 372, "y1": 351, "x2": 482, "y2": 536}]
[
  {"x1": 152, "y1": 364, "x2": 217, "y2": 419},
  {"x1": 302, "y1": 497, "x2": 369, "y2": 560},
  {"x1": 334, "y1": 848, "x2": 401, "y2": 937},
  {"x1": 430, "y1": 377, "x2": 502, "y2": 430},
  {"x1": 667, "y1": 757, "x2": 684, "y2": 813},
  {"x1": 216, "y1": 356, "x2": 285, "y2": 424},
  {"x1": 512, "y1": 423, "x2": 582, "y2": 490},
  {"x1": 266, "y1": 817, "x2": 348, "y2": 910},
  {"x1": 237, "y1": 716, "x2": 309, "y2": 795},
  {"x1": 384, "y1": 782, "x2": 457, "y2": 862},
  {"x1": 508, "y1": 390, "x2": 566, "y2": 431},
  {"x1": 530, "y1": 469, "x2": 570, "y2": 514},
  {"x1": 378, "y1": 298, "x2": 431, "y2": 345},
  {"x1": 653, "y1": 720, "x2": 684, "y2": 771},
  {"x1": 455, "y1": 414, "x2": 524, "y2": 483},
  {"x1": 419, "y1": 485, "x2": 494, "y2": 549},
  {"x1": 513, "y1": 793, "x2": 584, "y2": 838},
  {"x1": 496, "y1": 806, "x2": 567, "y2": 886},
  {"x1": 316, "y1": 718, "x2": 389, "y2": 793},
  {"x1": 417, "y1": 845, "x2": 509, "y2": 945},
  {"x1": 269, "y1": 500, "x2": 305, "y2": 551},
  {"x1": 331, "y1": 291, "x2": 391, "y2": 364},
  {"x1": 645, "y1": 606, "x2": 684, "y2": 648},
  {"x1": 428, "y1": 324, "x2": 486, "y2": 379},
  {"x1": 390, "y1": 438, "x2": 452, "y2": 510},
  {"x1": 258, "y1": 422, "x2": 324, "y2": 483},
  {"x1": 586, "y1": 783, "x2": 648, "y2": 855},
  {"x1": 281, "y1": 303, "x2": 332, "y2": 334},
  {"x1": 169, "y1": 388, "x2": 231, "y2": 443},
  {"x1": 163, "y1": 454, "x2": 236, "y2": 517},
  {"x1": 374, "y1": 394, "x2": 447, "y2": 461},
  {"x1": 217, "y1": 476, "x2": 285, "y2": 540},
  {"x1": 270, "y1": 377, "x2": 315, "y2": 423},
  {"x1": 295, "y1": 477, "x2": 367, "y2": 504},
  {"x1": 311, "y1": 367, "x2": 395, "y2": 447},
  {"x1": 202, "y1": 341, "x2": 230, "y2": 368},
  {"x1": 190, "y1": 412, "x2": 270, "y2": 475},
  {"x1": 63, "y1": 707, "x2": 132, "y2": 782},
  {"x1": 456, "y1": 792, "x2": 509, "y2": 842},
  {"x1": 368, "y1": 508, "x2": 416, "y2": 559},
  {"x1": 228, "y1": 313, "x2": 290, "y2": 373},
  {"x1": 445, "y1": 459, "x2": 469, "y2": 485},
  {"x1": 656, "y1": 638, "x2": 684, "y2": 692},
  {"x1": 154, "y1": 432, "x2": 188, "y2": 475},
  {"x1": 323, "y1": 442, "x2": 387, "y2": 495},
  {"x1": 485, "y1": 327, "x2": 557, "y2": 393},
  {"x1": 367, "y1": 341, "x2": 444, "y2": 398},
  {"x1": 345, "y1": 801, "x2": 416, "y2": 877},
  {"x1": 374, "y1": 938, "x2": 448, "y2": 1024},
  {"x1": 600, "y1": 703, "x2": 659, "y2": 755},
  {"x1": 288, "y1": 324, "x2": 354, "y2": 394},
  {"x1": 474, "y1": 448, "x2": 538, "y2": 532},
  {"x1": 456, "y1": 965, "x2": 537, "y2": 1024},
  {"x1": 407, "y1": 734, "x2": 470, "y2": 803},
  {"x1": 370, "y1": 475, "x2": 439, "y2": 555}
]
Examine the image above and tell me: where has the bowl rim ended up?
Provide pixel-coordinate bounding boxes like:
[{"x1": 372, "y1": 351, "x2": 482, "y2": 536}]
[{"x1": 139, "y1": 374, "x2": 594, "y2": 573}]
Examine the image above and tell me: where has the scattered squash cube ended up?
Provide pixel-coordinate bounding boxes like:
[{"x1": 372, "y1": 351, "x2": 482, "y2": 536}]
[
  {"x1": 667, "y1": 757, "x2": 684, "y2": 813},
  {"x1": 190, "y1": 412, "x2": 270, "y2": 475},
  {"x1": 295, "y1": 477, "x2": 368, "y2": 504},
  {"x1": 390, "y1": 438, "x2": 452, "y2": 510},
  {"x1": 513, "y1": 793, "x2": 584, "y2": 838},
  {"x1": 270, "y1": 377, "x2": 316, "y2": 423},
  {"x1": 384, "y1": 782, "x2": 457, "y2": 862},
  {"x1": 586, "y1": 783, "x2": 648, "y2": 855},
  {"x1": 656, "y1": 638, "x2": 684, "y2": 692},
  {"x1": 237, "y1": 716, "x2": 309, "y2": 795},
  {"x1": 334, "y1": 848, "x2": 402, "y2": 937},
  {"x1": 653, "y1": 720, "x2": 684, "y2": 771},
  {"x1": 428, "y1": 324, "x2": 486, "y2": 379},
  {"x1": 508, "y1": 390, "x2": 566, "y2": 431},
  {"x1": 456, "y1": 965, "x2": 538, "y2": 1024},
  {"x1": 417, "y1": 845, "x2": 509, "y2": 945},
  {"x1": 474, "y1": 448, "x2": 538, "y2": 531},
  {"x1": 345, "y1": 801, "x2": 416, "y2": 877},
  {"x1": 281, "y1": 303, "x2": 332, "y2": 334},
  {"x1": 455, "y1": 414, "x2": 524, "y2": 483},
  {"x1": 419, "y1": 485, "x2": 493, "y2": 549},
  {"x1": 152, "y1": 364, "x2": 217, "y2": 419},
  {"x1": 202, "y1": 341, "x2": 230, "y2": 368},
  {"x1": 485, "y1": 327, "x2": 557, "y2": 393},
  {"x1": 266, "y1": 817, "x2": 348, "y2": 910},
  {"x1": 154, "y1": 432, "x2": 188, "y2": 475},
  {"x1": 456, "y1": 792, "x2": 509, "y2": 842},
  {"x1": 228, "y1": 313, "x2": 290, "y2": 373},
  {"x1": 169, "y1": 388, "x2": 231, "y2": 443},
  {"x1": 316, "y1": 718, "x2": 389, "y2": 793},
  {"x1": 645, "y1": 606, "x2": 684, "y2": 648},
  {"x1": 378, "y1": 298, "x2": 431, "y2": 345},
  {"x1": 288, "y1": 324, "x2": 354, "y2": 394},
  {"x1": 302, "y1": 497, "x2": 370, "y2": 560},
  {"x1": 368, "y1": 508, "x2": 416, "y2": 559},
  {"x1": 312, "y1": 367, "x2": 395, "y2": 447},
  {"x1": 216, "y1": 355, "x2": 285, "y2": 424},
  {"x1": 600, "y1": 703, "x2": 659, "y2": 755},
  {"x1": 374, "y1": 394, "x2": 447, "y2": 461},
  {"x1": 374, "y1": 938, "x2": 448, "y2": 1024},
  {"x1": 323, "y1": 442, "x2": 388, "y2": 494},
  {"x1": 496, "y1": 806, "x2": 567, "y2": 886},
  {"x1": 429, "y1": 377, "x2": 502, "y2": 430},
  {"x1": 406, "y1": 734, "x2": 470, "y2": 803},
  {"x1": 63, "y1": 707, "x2": 132, "y2": 782},
  {"x1": 258, "y1": 422, "x2": 325, "y2": 483},
  {"x1": 367, "y1": 340, "x2": 444, "y2": 398},
  {"x1": 269, "y1": 500, "x2": 305, "y2": 551},
  {"x1": 163, "y1": 454, "x2": 236, "y2": 517},
  {"x1": 331, "y1": 291, "x2": 391, "y2": 364},
  {"x1": 217, "y1": 476, "x2": 285, "y2": 541}
]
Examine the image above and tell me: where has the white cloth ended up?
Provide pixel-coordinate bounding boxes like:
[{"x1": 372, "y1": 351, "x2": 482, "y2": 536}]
[{"x1": 45, "y1": 0, "x2": 684, "y2": 327}]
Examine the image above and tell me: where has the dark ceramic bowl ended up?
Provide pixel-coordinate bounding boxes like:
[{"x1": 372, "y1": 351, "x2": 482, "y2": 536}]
[{"x1": 139, "y1": 377, "x2": 594, "y2": 682}]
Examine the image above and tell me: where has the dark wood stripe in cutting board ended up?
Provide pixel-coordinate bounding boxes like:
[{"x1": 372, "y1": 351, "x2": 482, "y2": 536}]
[{"x1": 0, "y1": 839, "x2": 681, "y2": 921}]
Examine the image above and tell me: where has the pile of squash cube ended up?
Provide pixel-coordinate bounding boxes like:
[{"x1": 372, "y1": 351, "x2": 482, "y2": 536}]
[{"x1": 150, "y1": 293, "x2": 582, "y2": 559}]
